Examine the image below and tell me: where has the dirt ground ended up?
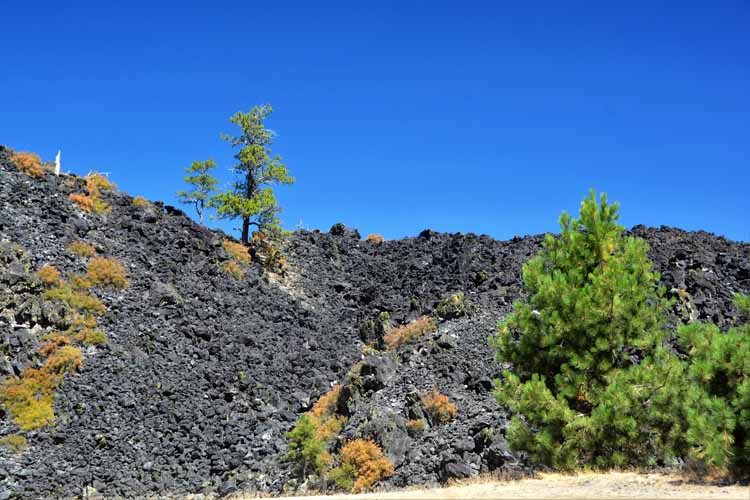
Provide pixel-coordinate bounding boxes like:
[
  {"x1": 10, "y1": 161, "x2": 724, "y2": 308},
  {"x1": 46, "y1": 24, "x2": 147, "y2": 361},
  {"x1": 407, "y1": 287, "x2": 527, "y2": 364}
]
[{"x1": 249, "y1": 472, "x2": 749, "y2": 500}]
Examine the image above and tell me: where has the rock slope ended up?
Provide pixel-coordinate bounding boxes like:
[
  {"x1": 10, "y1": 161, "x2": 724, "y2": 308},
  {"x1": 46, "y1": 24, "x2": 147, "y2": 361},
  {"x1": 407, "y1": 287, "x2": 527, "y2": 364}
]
[{"x1": 0, "y1": 145, "x2": 748, "y2": 499}]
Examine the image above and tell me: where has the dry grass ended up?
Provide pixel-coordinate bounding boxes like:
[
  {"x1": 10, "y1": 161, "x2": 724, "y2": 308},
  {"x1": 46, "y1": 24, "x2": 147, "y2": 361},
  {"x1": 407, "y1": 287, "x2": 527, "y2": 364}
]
[{"x1": 243, "y1": 471, "x2": 749, "y2": 500}]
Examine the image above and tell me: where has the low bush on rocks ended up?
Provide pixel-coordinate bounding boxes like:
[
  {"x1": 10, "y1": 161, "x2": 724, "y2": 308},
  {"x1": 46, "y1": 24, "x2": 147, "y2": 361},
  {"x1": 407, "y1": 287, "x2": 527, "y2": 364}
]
[
  {"x1": 44, "y1": 284, "x2": 106, "y2": 315},
  {"x1": 406, "y1": 418, "x2": 426, "y2": 435},
  {"x1": 223, "y1": 239, "x2": 251, "y2": 264},
  {"x1": 69, "y1": 173, "x2": 114, "y2": 215},
  {"x1": 365, "y1": 234, "x2": 384, "y2": 244},
  {"x1": 285, "y1": 414, "x2": 330, "y2": 478},
  {"x1": 69, "y1": 192, "x2": 111, "y2": 215},
  {"x1": 1, "y1": 367, "x2": 59, "y2": 430},
  {"x1": 67, "y1": 240, "x2": 96, "y2": 257},
  {"x1": 435, "y1": 292, "x2": 468, "y2": 319},
  {"x1": 2, "y1": 256, "x2": 113, "y2": 432},
  {"x1": 11, "y1": 151, "x2": 44, "y2": 178},
  {"x1": 422, "y1": 388, "x2": 457, "y2": 424},
  {"x1": 0, "y1": 434, "x2": 29, "y2": 454},
  {"x1": 39, "y1": 334, "x2": 72, "y2": 357},
  {"x1": 42, "y1": 345, "x2": 84, "y2": 375},
  {"x1": 252, "y1": 230, "x2": 286, "y2": 274},
  {"x1": 132, "y1": 196, "x2": 151, "y2": 207},
  {"x1": 36, "y1": 265, "x2": 63, "y2": 287},
  {"x1": 85, "y1": 173, "x2": 115, "y2": 194},
  {"x1": 286, "y1": 385, "x2": 349, "y2": 480},
  {"x1": 222, "y1": 260, "x2": 244, "y2": 280},
  {"x1": 309, "y1": 385, "x2": 348, "y2": 441},
  {"x1": 383, "y1": 316, "x2": 437, "y2": 350},
  {"x1": 86, "y1": 257, "x2": 128, "y2": 289},
  {"x1": 329, "y1": 439, "x2": 394, "y2": 492}
]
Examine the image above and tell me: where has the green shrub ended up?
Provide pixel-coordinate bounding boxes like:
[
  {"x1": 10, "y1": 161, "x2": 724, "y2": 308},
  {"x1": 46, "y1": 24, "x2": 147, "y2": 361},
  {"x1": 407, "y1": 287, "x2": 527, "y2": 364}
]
[
  {"x1": 490, "y1": 191, "x2": 679, "y2": 469},
  {"x1": 44, "y1": 284, "x2": 105, "y2": 315},
  {"x1": 436, "y1": 292, "x2": 468, "y2": 319},
  {"x1": 677, "y1": 293, "x2": 750, "y2": 470},
  {"x1": 285, "y1": 414, "x2": 330, "y2": 477}
]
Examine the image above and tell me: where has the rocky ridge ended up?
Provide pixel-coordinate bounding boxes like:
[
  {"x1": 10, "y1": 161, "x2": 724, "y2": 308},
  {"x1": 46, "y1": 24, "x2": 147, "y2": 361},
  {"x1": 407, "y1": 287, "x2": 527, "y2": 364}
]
[{"x1": 0, "y1": 145, "x2": 748, "y2": 499}]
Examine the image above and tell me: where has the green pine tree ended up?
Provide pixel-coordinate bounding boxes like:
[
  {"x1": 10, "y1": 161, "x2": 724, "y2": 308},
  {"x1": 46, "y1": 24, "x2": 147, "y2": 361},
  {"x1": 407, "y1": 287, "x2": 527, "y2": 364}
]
[
  {"x1": 177, "y1": 159, "x2": 218, "y2": 225},
  {"x1": 677, "y1": 292, "x2": 750, "y2": 470},
  {"x1": 490, "y1": 190, "x2": 681, "y2": 468},
  {"x1": 210, "y1": 104, "x2": 294, "y2": 245}
]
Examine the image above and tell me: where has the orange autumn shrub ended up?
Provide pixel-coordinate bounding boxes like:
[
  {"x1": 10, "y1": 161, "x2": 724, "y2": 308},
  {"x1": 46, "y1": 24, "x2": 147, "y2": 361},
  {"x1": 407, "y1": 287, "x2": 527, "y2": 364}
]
[
  {"x1": 309, "y1": 385, "x2": 347, "y2": 441},
  {"x1": 422, "y1": 388, "x2": 457, "y2": 424},
  {"x1": 39, "y1": 333, "x2": 71, "y2": 357},
  {"x1": 69, "y1": 193, "x2": 111, "y2": 215},
  {"x1": 67, "y1": 240, "x2": 96, "y2": 257},
  {"x1": 383, "y1": 316, "x2": 437, "y2": 350},
  {"x1": 365, "y1": 234, "x2": 384, "y2": 244},
  {"x1": 85, "y1": 173, "x2": 114, "y2": 196},
  {"x1": 86, "y1": 257, "x2": 128, "y2": 289},
  {"x1": 11, "y1": 152, "x2": 44, "y2": 178},
  {"x1": 222, "y1": 260, "x2": 244, "y2": 280},
  {"x1": 223, "y1": 239, "x2": 251, "y2": 264},
  {"x1": 330, "y1": 439, "x2": 394, "y2": 492},
  {"x1": 36, "y1": 265, "x2": 63, "y2": 287},
  {"x1": 42, "y1": 346, "x2": 83, "y2": 375}
]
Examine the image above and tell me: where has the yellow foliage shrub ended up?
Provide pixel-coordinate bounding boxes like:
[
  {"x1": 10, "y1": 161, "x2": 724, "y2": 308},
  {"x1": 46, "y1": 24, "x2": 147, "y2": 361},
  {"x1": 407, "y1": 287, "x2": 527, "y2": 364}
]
[
  {"x1": 223, "y1": 239, "x2": 251, "y2": 264},
  {"x1": 42, "y1": 346, "x2": 83, "y2": 375},
  {"x1": 365, "y1": 234, "x2": 384, "y2": 244},
  {"x1": 0, "y1": 368, "x2": 59, "y2": 430},
  {"x1": 132, "y1": 196, "x2": 151, "y2": 207},
  {"x1": 68, "y1": 274, "x2": 93, "y2": 291},
  {"x1": 67, "y1": 240, "x2": 96, "y2": 257},
  {"x1": 384, "y1": 316, "x2": 437, "y2": 350},
  {"x1": 11, "y1": 152, "x2": 44, "y2": 178},
  {"x1": 222, "y1": 260, "x2": 244, "y2": 280},
  {"x1": 43, "y1": 285, "x2": 106, "y2": 315},
  {"x1": 86, "y1": 257, "x2": 128, "y2": 289},
  {"x1": 36, "y1": 265, "x2": 63, "y2": 287},
  {"x1": 0, "y1": 434, "x2": 28, "y2": 453},
  {"x1": 422, "y1": 388, "x2": 457, "y2": 424},
  {"x1": 77, "y1": 329, "x2": 108, "y2": 345},
  {"x1": 330, "y1": 439, "x2": 394, "y2": 492}
]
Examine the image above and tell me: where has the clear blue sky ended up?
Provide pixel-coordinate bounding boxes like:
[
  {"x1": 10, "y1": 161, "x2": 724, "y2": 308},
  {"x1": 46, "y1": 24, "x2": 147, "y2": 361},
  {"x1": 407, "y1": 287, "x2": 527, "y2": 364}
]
[{"x1": 2, "y1": 1, "x2": 748, "y2": 241}]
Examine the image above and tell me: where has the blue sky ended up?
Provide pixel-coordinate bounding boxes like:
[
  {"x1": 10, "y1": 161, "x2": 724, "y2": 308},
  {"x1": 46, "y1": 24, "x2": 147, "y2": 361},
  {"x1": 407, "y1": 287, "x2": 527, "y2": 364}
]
[{"x1": 1, "y1": 1, "x2": 748, "y2": 241}]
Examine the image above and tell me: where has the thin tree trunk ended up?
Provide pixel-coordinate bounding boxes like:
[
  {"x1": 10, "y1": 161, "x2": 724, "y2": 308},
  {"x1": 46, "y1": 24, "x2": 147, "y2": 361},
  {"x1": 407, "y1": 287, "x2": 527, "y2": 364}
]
[
  {"x1": 241, "y1": 217, "x2": 250, "y2": 245},
  {"x1": 241, "y1": 171, "x2": 256, "y2": 245}
]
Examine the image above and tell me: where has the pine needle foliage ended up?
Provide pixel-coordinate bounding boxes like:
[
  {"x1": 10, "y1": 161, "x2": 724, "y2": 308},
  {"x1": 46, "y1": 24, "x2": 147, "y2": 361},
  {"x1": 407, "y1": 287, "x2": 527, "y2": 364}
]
[
  {"x1": 677, "y1": 293, "x2": 750, "y2": 470},
  {"x1": 490, "y1": 190, "x2": 679, "y2": 469},
  {"x1": 177, "y1": 159, "x2": 218, "y2": 225},
  {"x1": 210, "y1": 104, "x2": 294, "y2": 244}
]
